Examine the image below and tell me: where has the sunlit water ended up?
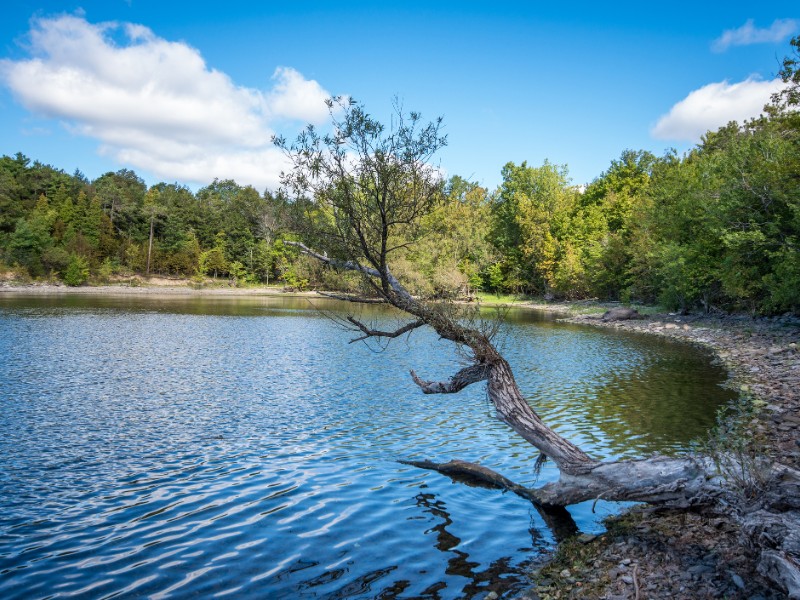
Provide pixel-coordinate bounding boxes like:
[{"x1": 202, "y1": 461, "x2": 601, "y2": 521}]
[{"x1": 0, "y1": 294, "x2": 734, "y2": 599}]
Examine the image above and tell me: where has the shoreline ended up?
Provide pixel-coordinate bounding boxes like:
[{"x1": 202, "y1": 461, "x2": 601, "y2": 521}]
[
  {"x1": 0, "y1": 282, "x2": 317, "y2": 297},
  {"x1": 522, "y1": 309, "x2": 799, "y2": 599}
]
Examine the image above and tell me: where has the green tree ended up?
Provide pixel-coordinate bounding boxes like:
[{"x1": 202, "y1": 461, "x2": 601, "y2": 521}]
[
  {"x1": 93, "y1": 169, "x2": 147, "y2": 238},
  {"x1": 770, "y1": 35, "x2": 800, "y2": 111},
  {"x1": 406, "y1": 176, "x2": 495, "y2": 297},
  {"x1": 577, "y1": 150, "x2": 656, "y2": 299},
  {"x1": 275, "y1": 97, "x2": 446, "y2": 296},
  {"x1": 8, "y1": 216, "x2": 51, "y2": 276},
  {"x1": 490, "y1": 160, "x2": 576, "y2": 295},
  {"x1": 198, "y1": 232, "x2": 228, "y2": 279},
  {"x1": 63, "y1": 253, "x2": 89, "y2": 286}
]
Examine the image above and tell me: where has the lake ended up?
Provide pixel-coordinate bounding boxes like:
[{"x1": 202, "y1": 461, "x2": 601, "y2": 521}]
[{"x1": 0, "y1": 293, "x2": 734, "y2": 599}]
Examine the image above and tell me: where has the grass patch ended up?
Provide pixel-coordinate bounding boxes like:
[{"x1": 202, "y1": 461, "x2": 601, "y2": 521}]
[
  {"x1": 474, "y1": 291, "x2": 530, "y2": 305},
  {"x1": 472, "y1": 293, "x2": 669, "y2": 318}
]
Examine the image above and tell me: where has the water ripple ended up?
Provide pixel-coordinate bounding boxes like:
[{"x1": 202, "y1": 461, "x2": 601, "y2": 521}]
[{"x1": 0, "y1": 295, "x2": 733, "y2": 599}]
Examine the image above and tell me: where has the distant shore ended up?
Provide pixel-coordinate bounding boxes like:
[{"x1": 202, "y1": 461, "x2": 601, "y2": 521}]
[
  {"x1": 0, "y1": 281, "x2": 643, "y2": 314},
  {"x1": 0, "y1": 281, "x2": 316, "y2": 297}
]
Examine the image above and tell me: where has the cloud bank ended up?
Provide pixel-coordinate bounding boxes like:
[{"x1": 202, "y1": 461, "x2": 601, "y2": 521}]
[
  {"x1": 651, "y1": 77, "x2": 785, "y2": 142},
  {"x1": 0, "y1": 15, "x2": 334, "y2": 190},
  {"x1": 712, "y1": 18, "x2": 798, "y2": 53}
]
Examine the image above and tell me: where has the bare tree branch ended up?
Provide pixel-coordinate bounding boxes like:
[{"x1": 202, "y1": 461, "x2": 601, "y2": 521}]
[
  {"x1": 346, "y1": 316, "x2": 425, "y2": 343},
  {"x1": 316, "y1": 291, "x2": 386, "y2": 304},
  {"x1": 284, "y1": 241, "x2": 382, "y2": 279},
  {"x1": 399, "y1": 459, "x2": 577, "y2": 540},
  {"x1": 410, "y1": 364, "x2": 489, "y2": 394}
]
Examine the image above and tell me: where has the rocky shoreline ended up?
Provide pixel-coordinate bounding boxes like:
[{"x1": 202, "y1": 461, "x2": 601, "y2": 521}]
[{"x1": 516, "y1": 307, "x2": 799, "y2": 599}]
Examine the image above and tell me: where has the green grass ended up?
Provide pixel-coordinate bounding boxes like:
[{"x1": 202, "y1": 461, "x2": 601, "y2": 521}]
[
  {"x1": 474, "y1": 292, "x2": 530, "y2": 305},
  {"x1": 472, "y1": 292, "x2": 669, "y2": 317}
]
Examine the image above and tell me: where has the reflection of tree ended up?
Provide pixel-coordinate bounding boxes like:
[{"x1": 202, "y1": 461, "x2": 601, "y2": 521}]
[
  {"x1": 548, "y1": 349, "x2": 733, "y2": 458},
  {"x1": 404, "y1": 491, "x2": 536, "y2": 599}
]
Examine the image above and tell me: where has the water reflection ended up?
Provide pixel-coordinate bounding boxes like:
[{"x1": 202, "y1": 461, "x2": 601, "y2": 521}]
[
  {"x1": 410, "y1": 491, "x2": 529, "y2": 599},
  {"x1": 497, "y1": 316, "x2": 733, "y2": 459},
  {"x1": 0, "y1": 293, "x2": 733, "y2": 599}
]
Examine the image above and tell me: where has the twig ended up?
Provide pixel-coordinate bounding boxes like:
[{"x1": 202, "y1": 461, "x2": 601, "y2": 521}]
[{"x1": 347, "y1": 316, "x2": 425, "y2": 343}]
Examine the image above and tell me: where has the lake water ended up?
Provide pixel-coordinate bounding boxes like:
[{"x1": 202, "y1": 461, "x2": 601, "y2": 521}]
[{"x1": 0, "y1": 294, "x2": 734, "y2": 599}]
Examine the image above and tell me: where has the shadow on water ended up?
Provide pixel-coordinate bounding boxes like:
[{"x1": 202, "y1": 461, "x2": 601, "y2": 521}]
[{"x1": 0, "y1": 294, "x2": 734, "y2": 599}]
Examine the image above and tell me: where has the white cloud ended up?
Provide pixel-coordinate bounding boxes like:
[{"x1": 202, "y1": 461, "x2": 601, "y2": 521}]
[
  {"x1": 267, "y1": 67, "x2": 331, "y2": 124},
  {"x1": 651, "y1": 77, "x2": 786, "y2": 142},
  {"x1": 0, "y1": 14, "x2": 334, "y2": 190},
  {"x1": 712, "y1": 18, "x2": 798, "y2": 53}
]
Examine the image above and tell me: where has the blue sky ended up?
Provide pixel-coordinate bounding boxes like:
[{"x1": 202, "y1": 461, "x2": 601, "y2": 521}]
[{"x1": 1, "y1": 1, "x2": 798, "y2": 192}]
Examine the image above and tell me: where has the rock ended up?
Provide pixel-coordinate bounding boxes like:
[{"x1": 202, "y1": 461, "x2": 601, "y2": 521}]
[
  {"x1": 664, "y1": 323, "x2": 678, "y2": 329},
  {"x1": 688, "y1": 564, "x2": 714, "y2": 575},
  {"x1": 559, "y1": 569, "x2": 571, "y2": 578},
  {"x1": 602, "y1": 307, "x2": 643, "y2": 321},
  {"x1": 577, "y1": 533, "x2": 597, "y2": 544},
  {"x1": 730, "y1": 572, "x2": 745, "y2": 589},
  {"x1": 511, "y1": 590, "x2": 541, "y2": 600}
]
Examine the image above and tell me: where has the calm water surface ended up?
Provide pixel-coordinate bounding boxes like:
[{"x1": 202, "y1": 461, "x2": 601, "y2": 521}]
[{"x1": 0, "y1": 294, "x2": 734, "y2": 599}]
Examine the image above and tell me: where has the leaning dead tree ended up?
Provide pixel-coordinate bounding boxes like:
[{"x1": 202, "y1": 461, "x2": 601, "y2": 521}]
[{"x1": 275, "y1": 98, "x2": 800, "y2": 597}]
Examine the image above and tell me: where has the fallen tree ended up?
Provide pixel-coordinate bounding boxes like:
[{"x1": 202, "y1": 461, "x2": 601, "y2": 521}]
[{"x1": 276, "y1": 98, "x2": 800, "y2": 597}]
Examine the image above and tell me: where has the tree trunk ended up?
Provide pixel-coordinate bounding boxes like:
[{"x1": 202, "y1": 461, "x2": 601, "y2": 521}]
[
  {"x1": 146, "y1": 213, "x2": 154, "y2": 276},
  {"x1": 286, "y1": 241, "x2": 800, "y2": 596}
]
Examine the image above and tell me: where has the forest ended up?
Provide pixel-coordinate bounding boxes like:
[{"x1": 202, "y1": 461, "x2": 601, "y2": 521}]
[{"x1": 1, "y1": 42, "x2": 798, "y2": 316}]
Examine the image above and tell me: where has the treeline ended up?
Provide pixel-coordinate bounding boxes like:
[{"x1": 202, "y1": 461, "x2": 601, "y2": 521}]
[
  {"x1": 0, "y1": 162, "x2": 315, "y2": 288},
  {"x1": 485, "y1": 109, "x2": 798, "y2": 314},
  {"x1": 1, "y1": 42, "x2": 798, "y2": 315}
]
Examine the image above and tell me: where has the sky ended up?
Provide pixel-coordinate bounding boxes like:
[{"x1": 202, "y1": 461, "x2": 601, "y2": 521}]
[{"x1": 1, "y1": 1, "x2": 798, "y2": 194}]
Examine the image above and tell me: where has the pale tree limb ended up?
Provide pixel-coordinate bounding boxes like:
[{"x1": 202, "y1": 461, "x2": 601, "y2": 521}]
[
  {"x1": 410, "y1": 365, "x2": 489, "y2": 394},
  {"x1": 316, "y1": 291, "x2": 386, "y2": 304},
  {"x1": 284, "y1": 241, "x2": 383, "y2": 279},
  {"x1": 402, "y1": 456, "x2": 727, "y2": 508}
]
